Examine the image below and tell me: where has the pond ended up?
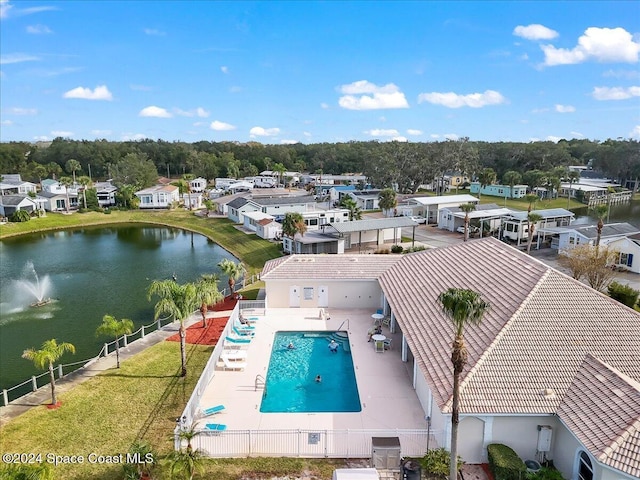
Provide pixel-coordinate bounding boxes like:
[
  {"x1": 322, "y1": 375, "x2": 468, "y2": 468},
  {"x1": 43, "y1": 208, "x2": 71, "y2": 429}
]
[{"x1": 0, "y1": 224, "x2": 237, "y2": 393}]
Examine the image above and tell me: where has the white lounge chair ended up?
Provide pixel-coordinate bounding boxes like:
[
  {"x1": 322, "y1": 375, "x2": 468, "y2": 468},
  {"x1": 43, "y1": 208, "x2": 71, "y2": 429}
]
[{"x1": 220, "y1": 353, "x2": 246, "y2": 371}]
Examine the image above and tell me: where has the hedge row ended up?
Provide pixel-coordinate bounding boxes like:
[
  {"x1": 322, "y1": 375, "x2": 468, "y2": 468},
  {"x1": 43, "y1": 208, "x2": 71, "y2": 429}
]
[{"x1": 487, "y1": 444, "x2": 527, "y2": 480}]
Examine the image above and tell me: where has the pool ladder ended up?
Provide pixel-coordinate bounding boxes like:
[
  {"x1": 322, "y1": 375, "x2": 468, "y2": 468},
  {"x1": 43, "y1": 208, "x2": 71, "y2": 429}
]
[
  {"x1": 255, "y1": 374, "x2": 266, "y2": 394},
  {"x1": 337, "y1": 318, "x2": 350, "y2": 332}
]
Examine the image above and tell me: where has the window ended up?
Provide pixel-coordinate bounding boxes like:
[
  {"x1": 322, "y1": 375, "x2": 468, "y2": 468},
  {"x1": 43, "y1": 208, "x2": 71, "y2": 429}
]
[
  {"x1": 303, "y1": 287, "x2": 314, "y2": 300},
  {"x1": 578, "y1": 451, "x2": 593, "y2": 480},
  {"x1": 309, "y1": 218, "x2": 318, "y2": 226},
  {"x1": 620, "y1": 252, "x2": 634, "y2": 267}
]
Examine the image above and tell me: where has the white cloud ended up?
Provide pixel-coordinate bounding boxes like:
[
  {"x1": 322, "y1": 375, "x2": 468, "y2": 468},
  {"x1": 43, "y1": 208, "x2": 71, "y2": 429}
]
[
  {"x1": 63, "y1": 85, "x2": 113, "y2": 100},
  {"x1": 1, "y1": 1, "x2": 57, "y2": 19},
  {"x1": 0, "y1": 53, "x2": 40, "y2": 64},
  {"x1": 250, "y1": 126, "x2": 280, "y2": 137},
  {"x1": 555, "y1": 104, "x2": 575, "y2": 113},
  {"x1": 390, "y1": 136, "x2": 408, "y2": 142},
  {"x1": 542, "y1": 27, "x2": 640, "y2": 66},
  {"x1": 210, "y1": 120, "x2": 236, "y2": 131},
  {"x1": 407, "y1": 129, "x2": 422, "y2": 135},
  {"x1": 338, "y1": 80, "x2": 409, "y2": 110},
  {"x1": 90, "y1": 129, "x2": 112, "y2": 137},
  {"x1": 630, "y1": 125, "x2": 640, "y2": 138},
  {"x1": 221, "y1": 66, "x2": 229, "y2": 74},
  {"x1": 10, "y1": 107, "x2": 37, "y2": 115},
  {"x1": 0, "y1": 0, "x2": 12, "y2": 19},
  {"x1": 303, "y1": 131, "x2": 312, "y2": 137},
  {"x1": 33, "y1": 135, "x2": 50, "y2": 141},
  {"x1": 280, "y1": 139, "x2": 298, "y2": 144},
  {"x1": 430, "y1": 134, "x2": 440, "y2": 139},
  {"x1": 26, "y1": 24, "x2": 52, "y2": 34},
  {"x1": 139, "y1": 106, "x2": 172, "y2": 118},
  {"x1": 546, "y1": 136, "x2": 562, "y2": 142},
  {"x1": 603, "y1": 69, "x2": 640, "y2": 79},
  {"x1": 513, "y1": 24, "x2": 558, "y2": 41},
  {"x1": 51, "y1": 130, "x2": 73, "y2": 137},
  {"x1": 591, "y1": 86, "x2": 640, "y2": 100},
  {"x1": 144, "y1": 28, "x2": 165, "y2": 36},
  {"x1": 570, "y1": 131, "x2": 584, "y2": 138},
  {"x1": 365, "y1": 128, "x2": 399, "y2": 137},
  {"x1": 174, "y1": 107, "x2": 210, "y2": 117},
  {"x1": 121, "y1": 133, "x2": 147, "y2": 141},
  {"x1": 1, "y1": 119, "x2": 13, "y2": 126},
  {"x1": 444, "y1": 133, "x2": 459, "y2": 141},
  {"x1": 320, "y1": 102, "x2": 329, "y2": 109},
  {"x1": 418, "y1": 89, "x2": 506, "y2": 108}
]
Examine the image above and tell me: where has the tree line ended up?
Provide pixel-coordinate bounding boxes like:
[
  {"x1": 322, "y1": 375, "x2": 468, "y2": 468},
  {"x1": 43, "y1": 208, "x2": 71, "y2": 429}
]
[{"x1": 1, "y1": 137, "x2": 638, "y2": 192}]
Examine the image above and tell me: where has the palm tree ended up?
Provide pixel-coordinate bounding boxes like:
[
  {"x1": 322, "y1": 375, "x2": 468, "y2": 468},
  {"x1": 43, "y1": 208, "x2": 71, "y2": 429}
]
[
  {"x1": 65, "y1": 158, "x2": 82, "y2": 185},
  {"x1": 526, "y1": 213, "x2": 543, "y2": 254},
  {"x1": 147, "y1": 279, "x2": 199, "y2": 376},
  {"x1": 77, "y1": 175, "x2": 93, "y2": 209},
  {"x1": 22, "y1": 339, "x2": 76, "y2": 405},
  {"x1": 58, "y1": 176, "x2": 74, "y2": 212},
  {"x1": 378, "y1": 188, "x2": 397, "y2": 217},
  {"x1": 183, "y1": 174, "x2": 195, "y2": 210},
  {"x1": 272, "y1": 162, "x2": 286, "y2": 187},
  {"x1": 339, "y1": 196, "x2": 362, "y2": 220},
  {"x1": 95, "y1": 314, "x2": 134, "y2": 368},
  {"x1": 566, "y1": 170, "x2": 580, "y2": 208},
  {"x1": 477, "y1": 168, "x2": 497, "y2": 199},
  {"x1": 590, "y1": 204, "x2": 609, "y2": 248},
  {"x1": 282, "y1": 212, "x2": 307, "y2": 239},
  {"x1": 459, "y1": 202, "x2": 476, "y2": 242},
  {"x1": 524, "y1": 193, "x2": 539, "y2": 213},
  {"x1": 195, "y1": 274, "x2": 223, "y2": 328},
  {"x1": 172, "y1": 178, "x2": 190, "y2": 208},
  {"x1": 169, "y1": 447, "x2": 204, "y2": 480},
  {"x1": 437, "y1": 288, "x2": 489, "y2": 480},
  {"x1": 217, "y1": 259, "x2": 246, "y2": 296},
  {"x1": 502, "y1": 171, "x2": 522, "y2": 199}
]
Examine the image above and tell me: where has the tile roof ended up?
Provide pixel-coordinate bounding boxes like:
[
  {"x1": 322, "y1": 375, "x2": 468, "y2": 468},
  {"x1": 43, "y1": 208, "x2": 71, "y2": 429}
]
[
  {"x1": 378, "y1": 237, "x2": 640, "y2": 415},
  {"x1": 261, "y1": 254, "x2": 403, "y2": 280},
  {"x1": 557, "y1": 355, "x2": 640, "y2": 478}
]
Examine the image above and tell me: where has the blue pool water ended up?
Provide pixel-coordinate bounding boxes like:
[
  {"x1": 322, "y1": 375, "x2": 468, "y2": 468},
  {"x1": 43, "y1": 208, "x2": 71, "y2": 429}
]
[{"x1": 260, "y1": 331, "x2": 362, "y2": 413}]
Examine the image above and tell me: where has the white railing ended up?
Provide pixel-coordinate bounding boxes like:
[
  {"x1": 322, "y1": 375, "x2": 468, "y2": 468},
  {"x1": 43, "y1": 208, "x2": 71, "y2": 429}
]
[
  {"x1": 185, "y1": 428, "x2": 445, "y2": 458},
  {"x1": 1, "y1": 314, "x2": 174, "y2": 407}
]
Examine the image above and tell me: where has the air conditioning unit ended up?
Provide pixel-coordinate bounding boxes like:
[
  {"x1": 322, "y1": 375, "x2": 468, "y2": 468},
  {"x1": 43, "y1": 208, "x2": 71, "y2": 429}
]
[{"x1": 537, "y1": 425, "x2": 553, "y2": 452}]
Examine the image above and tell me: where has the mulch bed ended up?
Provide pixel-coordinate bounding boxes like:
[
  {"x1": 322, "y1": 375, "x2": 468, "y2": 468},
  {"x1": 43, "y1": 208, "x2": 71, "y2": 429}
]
[{"x1": 165, "y1": 296, "x2": 238, "y2": 346}]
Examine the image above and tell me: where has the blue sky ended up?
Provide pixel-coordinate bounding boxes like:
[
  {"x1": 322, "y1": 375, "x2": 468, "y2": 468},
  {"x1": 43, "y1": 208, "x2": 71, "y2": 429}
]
[{"x1": 1, "y1": 1, "x2": 639, "y2": 144}]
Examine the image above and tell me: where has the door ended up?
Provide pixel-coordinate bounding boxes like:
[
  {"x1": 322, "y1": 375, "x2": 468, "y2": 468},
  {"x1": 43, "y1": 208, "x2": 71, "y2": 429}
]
[
  {"x1": 289, "y1": 286, "x2": 300, "y2": 307},
  {"x1": 458, "y1": 416, "x2": 485, "y2": 463},
  {"x1": 318, "y1": 286, "x2": 329, "y2": 307}
]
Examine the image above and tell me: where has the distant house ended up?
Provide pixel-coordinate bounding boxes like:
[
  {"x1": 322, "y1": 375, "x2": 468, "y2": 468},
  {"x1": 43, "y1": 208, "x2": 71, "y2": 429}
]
[
  {"x1": 242, "y1": 211, "x2": 275, "y2": 233},
  {"x1": 346, "y1": 190, "x2": 381, "y2": 211},
  {"x1": 255, "y1": 217, "x2": 282, "y2": 240},
  {"x1": 300, "y1": 208, "x2": 350, "y2": 230},
  {"x1": 189, "y1": 177, "x2": 208, "y2": 193},
  {"x1": 608, "y1": 233, "x2": 640, "y2": 273},
  {"x1": 227, "y1": 197, "x2": 261, "y2": 223},
  {"x1": 470, "y1": 182, "x2": 528, "y2": 199},
  {"x1": 554, "y1": 222, "x2": 640, "y2": 252},
  {"x1": 282, "y1": 230, "x2": 345, "y2": 255},
  {"x1": 0, "y1": 195, "x2": 38, "y2": 217},
  {"x1": 323, "y1": 216, "x2": 418, "y2": 252},
  {"x1": 253, "y1": 195, "x2": 316, "y2": 216},
  {"x1": 501, "y1": 208, "x2": 574, "y2": 246},
  {"x1": 182, "y1": 192, "x2": 203, "y2": 210},
  {"x1": 328, "y1": 185, "x2": 356, "y2": 205},
  {"x1": 135, "y1": 185, "x2": 179, "y2": 209},
  {"x1": 94, "y1": 181, "x2": 118, "y2": 207},
  {"x1": 401, "y1": 194, "x2": 479, "y2": 224},
  {"x1": 37, "y1": 190, "x2": 75, "y2": 212},
  {"x1": 438, "y1": 203, "x2": 512, "y2": 233},
  {"x1": 0, "y1": 174, "x2": 38, "y2": 195}
]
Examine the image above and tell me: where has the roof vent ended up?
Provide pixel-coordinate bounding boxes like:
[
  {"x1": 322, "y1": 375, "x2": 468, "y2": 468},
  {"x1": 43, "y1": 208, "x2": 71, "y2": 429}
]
[
  {"x1": 349, "y1": 258, "x2": 358, "y2": 262},
  {"x1": 542, "y1": 388, "x2": 556, "y2": 399},
  {"x1": 595, "y1": 374, "x2": 606, "y2": 382},
  {"x1": 612, "y1": 388, "x2": 625, "y2": 398}
]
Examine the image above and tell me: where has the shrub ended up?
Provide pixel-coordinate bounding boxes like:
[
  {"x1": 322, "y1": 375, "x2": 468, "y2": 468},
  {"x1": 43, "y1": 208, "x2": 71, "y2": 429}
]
[
  {"x1": 374, "y1": 248, "x2": 390, "y2": 254},
  {"x1": 391, "y1": 244, "x2": 404, "y2": 253},
  {"x1": 104, "y1": 208, "x2": 112, "y2": 214},
  {"x1": 420, "y1": 448, "x2": 462, "y2": 479},
  {"x1": 10, "y1": 210, "x2": 31, "y2": 222},
  {"x1": 532, "y1": 467, "x2": 565, "y2": 480},
  {"x1": 608, "y1": 281, "x2": 639, "y2": 308},
  {"x1": 487, "y1": 444, "x2": 527, "y2": 480}
]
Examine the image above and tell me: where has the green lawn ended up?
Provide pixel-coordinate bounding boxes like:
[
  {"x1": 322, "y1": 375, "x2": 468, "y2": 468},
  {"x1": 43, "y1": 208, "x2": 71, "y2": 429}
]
[{"x1": 0, "y1": 210, "x2": 282, "y2": 276}]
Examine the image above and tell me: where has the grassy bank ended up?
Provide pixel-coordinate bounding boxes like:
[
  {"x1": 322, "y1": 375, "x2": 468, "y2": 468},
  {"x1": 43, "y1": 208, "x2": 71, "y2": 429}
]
[
  {"x1": 0, "y1": 210, "x2": 282, "y2": 276},
  {"x1": 0, "y1": 341, "x2": 341, "y2": 479}
]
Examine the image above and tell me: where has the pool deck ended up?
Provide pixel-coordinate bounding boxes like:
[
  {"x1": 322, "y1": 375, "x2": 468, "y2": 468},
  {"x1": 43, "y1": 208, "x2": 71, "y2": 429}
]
[{"x1": 195, "y1": 308, "x2": 428, "y2": 432}]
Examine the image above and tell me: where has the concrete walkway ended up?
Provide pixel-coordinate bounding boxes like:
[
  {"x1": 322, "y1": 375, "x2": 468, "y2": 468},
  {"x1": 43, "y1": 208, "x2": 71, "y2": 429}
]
[{"x1": 0, "y1": 311, "x2": 229, "y2": 426}]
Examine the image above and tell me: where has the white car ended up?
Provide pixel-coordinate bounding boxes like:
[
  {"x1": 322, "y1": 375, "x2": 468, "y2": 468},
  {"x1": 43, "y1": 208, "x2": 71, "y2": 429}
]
[
  {"x1": 456, "y1": 225, "x2": 479, "y2": 234},
  {"x1": 408, "y1": 215, "x2": 426, "y2": 224}
]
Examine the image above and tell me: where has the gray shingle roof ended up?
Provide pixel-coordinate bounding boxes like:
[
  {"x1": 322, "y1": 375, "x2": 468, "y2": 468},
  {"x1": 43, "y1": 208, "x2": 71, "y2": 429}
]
[
  {"x1": 252, "y1": 195, "x2": 315, "y2": 206},
  {"x1": 261, "y1": 254, "x2": 403, "y2": 280},
  {"x1": 227, "y1": 197, "x2": 250, "y2": 209},
  {"x1": 574, "y1": 222, "x2": 640, "y2": 239},
  {"x1": 329, "y1": 216, "x2": 418, "y2": 233},
  {"x1": 378, "y1": 237, "x2": 640, "y2": 415},
  {"x1": 557, "y1": 355, "x2": 640, "y2": 478},
  {"x1": 0, "y1": 194, "x2": 35, "y2": 206}
]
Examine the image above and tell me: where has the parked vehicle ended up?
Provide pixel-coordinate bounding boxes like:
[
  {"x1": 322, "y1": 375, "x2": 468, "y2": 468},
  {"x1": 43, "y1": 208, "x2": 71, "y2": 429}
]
[
  {"x1": 456, "y1": 225, "x2": 479, "y2": 234},
  {"x1": 409, "y1": 215, "x2": 426, "y2": 224}
]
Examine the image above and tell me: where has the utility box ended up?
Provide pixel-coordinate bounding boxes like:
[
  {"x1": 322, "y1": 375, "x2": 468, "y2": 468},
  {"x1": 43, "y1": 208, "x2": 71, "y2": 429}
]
[
  {"x1": 537, "y1": 425, "x2": 553, "y2": 452},
  {"x1": 371, "y1": 437, "x2": 401, "y2": 470}
]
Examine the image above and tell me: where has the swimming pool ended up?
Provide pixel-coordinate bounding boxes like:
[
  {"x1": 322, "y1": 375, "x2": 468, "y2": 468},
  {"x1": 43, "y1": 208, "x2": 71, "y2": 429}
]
[{"x1": 260, "y1": 331, "x2": 362, "y2": 413}]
